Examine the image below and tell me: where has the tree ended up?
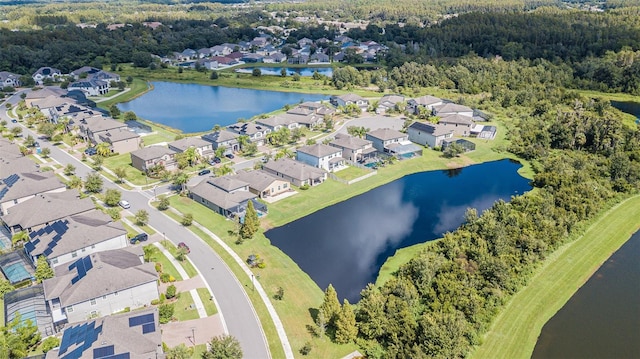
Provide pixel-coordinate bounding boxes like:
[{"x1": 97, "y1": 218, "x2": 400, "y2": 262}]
[
  {"x1": 166, "y1": 284, "x2": 177, "y2": 299},
  {"x1": 114, "y1": 167, "x2": 127, "y2": 183},
  {"x1": 158, "y1": 303, "x2": 174, "y2": 324},
  {"x1": 166, "y1": 344, "x2": 191, "y2": 359},
  {"x1": 335, "y1": 299, "x2": 358, "y2": 344},
  {"x1": 24, "y1": 135, "x2": 36, "y2": 147},
  {"x1": 319, "y1": 284, "x2": 341, "y2": 326},
  {"x1": 92, "y1": 155, "x2": 103, "y2": 171},
  {"x1": 38, "y1": 122, "x2": 56, "y2": 139},
  {"x1": 181, "y1": 213, "x2": 193, "y2": 226},
  {"x1": 347, "y1": 126, "x2": 369, "y2": 138},
  {"x1": 280, "y1": 68, "x2": 287, "y2": 77},
  {"x1": 443, "y1": 142, "x2": 465, "y2": 158},
  {"x1": 202, "y1": 335, "x2": 242, "y2": 359},
  {"x1": 34, "y1": 256, "x2": 54, "y2": 283},
  {"x1": 40, "y1": 337, "x2": 60, "y2": 354},
  {"x1": 63, "y1": 164, "x2": 76, "y2": 176},
  {"x1": 252, "y1": 68, "x2": 262, "y2": 77},
  {"x1": 135, "y1": 210, "x2": 149, "y2": 226},
  {"x1": 214, "y1": 146, "x2": 227, "y2": 160},
  {"x1": 104, "y1": 189, "x2": 122, "y2": 207},
  {"x1": 109, "y1": 104, "x2": 121, "y2": 118},
  {"x1": 67, "y1": 175, "x2": 83, "y2": 190},
  {"x1": 10, "y1": 126, "x2": 22, "y2": 137},
  {"x1": 158, "y1": 195, "x2": 170, "y2": 210},
  {"x1": 40, "y1": 147, "x2": 50, "y2": 158},
  {"x1": 173, "y1": 171, "x2": 190, "y2": 193},
  {"x1": 84, "y1": 172, "x2": 103, "y2": 193},
  {"x1": 96, "y1": 142, "x2": 111, "y2": 157},
  {"x1": 274, "y1": 147, "x2": 293, "y2": 160},
  {"x1": 0, "y1": 278, "x2": 15, "y2": 297},
  {"x1": 123, "y1": 111, "x2": 137, "y2": 122},
  {"x1": 215, "y1": 164, "x2": 234, "y2": 177},
  {"x1": 239, "y1": 201, "x2": 259, "y2": 239},
  {"x1": 210, "y1": 71, "x2": 219, "y2": 80},
  {"x1": 0, "y1": 313, "x2": 40, "y2": 359},
  {"x1": 324, "y1": 117, "x2": 334, "y2": 132}
]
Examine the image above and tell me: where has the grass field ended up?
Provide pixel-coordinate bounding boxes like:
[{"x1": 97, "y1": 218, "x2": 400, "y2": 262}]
[
  {"x1": 161, "y1": 239, "x2": 198, "y2": 278},
  {"x1": 144, "y1": 244, "x2": 181, "y2": 281},
  {"x1": 196, "y1": 287, "x2": 218, "y2": 316},
  {"x1": 471, "y1": 194, "x2": 640, "y2": 359},
  {"x1": 172, "y1": 291, "x2": 199, "y2": 321}
]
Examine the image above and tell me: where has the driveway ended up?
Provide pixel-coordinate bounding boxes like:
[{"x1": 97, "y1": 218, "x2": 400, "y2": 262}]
[{"x1": 161, "y1": 315, "x2": 225, "y2": 348}]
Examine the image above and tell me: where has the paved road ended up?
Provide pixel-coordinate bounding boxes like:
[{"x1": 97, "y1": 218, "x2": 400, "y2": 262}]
[{"x1": 1, "y1": 93, "x2": 270, "y2": 358}]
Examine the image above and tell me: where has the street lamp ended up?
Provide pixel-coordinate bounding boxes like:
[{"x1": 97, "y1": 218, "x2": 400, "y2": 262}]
[
  {"x1": 191, "y1": 327, "x2": 196, "y2": 346},
  {"x1": 251, "y1": 274, "x2": 255, "y2": 291}
]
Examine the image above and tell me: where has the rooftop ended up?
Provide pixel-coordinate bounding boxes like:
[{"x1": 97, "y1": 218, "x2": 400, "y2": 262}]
[
  {"x1": 297, "y1": 143, "x2": 341, "y2": 158},
  {"x1": 366, "y1": 128, "x2": 407, "y2": 141},
  {"x1": 130, "y1": 146, "x2": 177, "y2": 161},
  {"x1": 169, "y1": 137, "x2": 212, "y2": 152},
  {"x1": 0, "y1": 171, "x2": 65, "y2": 203},
  {"x1": 263, "y1": 158, "x2": 327, "y2": 181},
  {"x1": 330, "y1": 134, "x2": 372, "y2": 150}
]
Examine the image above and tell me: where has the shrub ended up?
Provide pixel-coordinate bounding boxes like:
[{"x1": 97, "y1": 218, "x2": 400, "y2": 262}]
[
  {"x1": 158, "y1": 303, "x2": 174, "y2": 324},
  {"x1": 274, "y1": 287, "x2": 284, "y2": 300},
  {"x1": 160, "y1": 273, "x2": 171, "y2": 283},
  {"x1": 158, "y1": 195, "x2": 170, "y2": 211},
  {"x1": 257, "y1": 262, "x2": 266, "y2": 269},
  {"x1": 300, "y1": 184, "x2": 310, "y2": 190},
  {"x1": 151, "y1": 299, "x2": 160, "y2": 305},
  {"x1": 300, "y1": 342, "x2": 312, "y2": 356},
  {"x1": 166, "y1": 284, "x2": 177, "y2": 299},
  {"x1": 122, "y1": 307, "x2": 130, "y2": 312},
  {"x1": 41, "y1": 337, "x2": 61, "y2": 353},
  {"x1": 181, "y1": 213, "x2": 193, "y2": 226},
  {"x1": 159, "y1": 293, "x2": 166, "y2": 302},
  {"x1": 155, "y1": 262, "x2": 162, "y2": 273}
]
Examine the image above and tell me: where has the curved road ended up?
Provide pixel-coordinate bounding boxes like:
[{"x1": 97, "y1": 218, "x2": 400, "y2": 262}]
[{"x1": 1, "y1": 92, "x2": 270, "y2": 358}]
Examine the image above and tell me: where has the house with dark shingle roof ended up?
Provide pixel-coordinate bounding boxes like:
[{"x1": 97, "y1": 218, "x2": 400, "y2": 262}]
[
  {"x1": 98, "y1": 128, "x2": 142, "y2": 154},
  {"x1": 43, "y1": 247, "x2": 158, "y2": 328},
  {"x1": 0, "y1": 171, "x2": 66, "y2": 215},
  {"x1": 232, "y1": 170, "x2": 291, "y2": 199},
  {"x1": 202, "y1": 130, "x2": 240, "y2": 153},
  {"x1": 376, "y1": 94, "x2": 405, "y2": 114},
  {"x1": 1, "y1": 190, "x2": 96, "y2": 234},
  {"x1": 329, "y1": 134, "x2": 377, "y2": 162},
  {"x1": 367, "y1": 127, "x2": 423, "y2": 158},
  {"x1": 130, "y1": 146, "x2": 178, "y2": 172},
  {"x1": 226, "y1": 122, "x2": 271, "y2": 146},
  {"x1": 408, "y1": 122, "x2": 454, "y2": 148},
  {"x1": 433, "y1": 103, "x2": 474, "y2": 117},
  {"x1": 330, "y1": 93, "x2": 369, "y2": 110},
  {"x1": 296, "y1": 143, "x2": 345, "y2": 171},
  {"x1": 169, "y1": 137, "x2": 214, "y2": 159},
  {"x1": 68, "y1": 79, "x2": 109, "y2": 96},
  {"x1": 407, "y1": 95, "x2": 443, "y2": 115},
  {"x1": 32, "y1": 67, "x2": 63, "y2": 85},
  {"x1": 262, "y1": 158, "x2": 328, "y2": 187},
  {"x1": 45, "y1": 308, "x2": 162, "y2": 358},
  {"x1": 438, "y1": 113, "x2": 475, "y2": 137},
  {"x1": 25, "y1": 211, "x2": 128, "y2": 268},
  {"x1": 189, "y1": 177, "x2": 267, "y2": 218}
]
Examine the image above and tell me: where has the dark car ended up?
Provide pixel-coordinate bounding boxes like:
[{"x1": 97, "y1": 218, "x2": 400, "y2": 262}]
[
  {"x1": 178, "y1": 242, "x2": 190, "y2": 254},
  {"x1": 225, "y1": 153, "x2": 235, "y2": 159},
  {"x1": 11, "y1": 119, "x2": 17, "y2": 123},
  {"x1": 84, "y1": 147, "x2": 97, "y2": 156},
  {"x1": 130, "y1": 233, "x2": 148, "y2": 244},
  {"x1": 198, "y1": 169, "x2": 211, "y2": 176},
  {"x1": 209, "y1": 157, "x2": 221, "y2": 165}
]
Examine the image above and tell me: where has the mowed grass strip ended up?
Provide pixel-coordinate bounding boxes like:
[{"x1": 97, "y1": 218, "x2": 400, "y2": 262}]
[{"x1": 471, "y1": 194, "x2": 640, "y2": 359}]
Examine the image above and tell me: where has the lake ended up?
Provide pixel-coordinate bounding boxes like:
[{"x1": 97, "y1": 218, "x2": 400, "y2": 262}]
[
  {"x1": 117, "y1": 82, "x2": 329, "y2": 133},
  {"x1": 236, "y1": 67, "x2": 333, "y2": 77},
  {"x1": 532, "y1": 231, "x2": 640, "y2": 358},
  {"x1": 611, "y1": 100, "x2": 640, "y2": 122},
  {"x1": 265, "y1": 159, "x2": 532, "y2": 302}
]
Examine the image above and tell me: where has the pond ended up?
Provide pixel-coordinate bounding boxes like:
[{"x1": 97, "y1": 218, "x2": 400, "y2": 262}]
[
  {"x1": 265, "y1": 159, "x2": 532, "y2": 302},
  {"x1": 532, "y1": 231, "x2": 640, "y2": 358},
  {"x1": 236, "y1": 67, "x2": 333, "y2": 77},
  {"x1": 611, "y1": 100, "x2": 640, "y2": 122},
  {"x1": 117, "y1": 82, "x2": 329, "y2": 133}
]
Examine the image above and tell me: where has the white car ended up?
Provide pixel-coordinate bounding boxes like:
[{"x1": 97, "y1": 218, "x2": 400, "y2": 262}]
[{"x1": 118, "y1": 200, "x2": 131, "y2": 209}]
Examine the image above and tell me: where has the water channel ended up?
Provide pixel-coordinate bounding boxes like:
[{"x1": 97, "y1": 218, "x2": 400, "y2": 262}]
[
  {"x1": 117, "y1": 82, "x2": 329, "y2": 133},
  {"x1": 265, "y1": 159, "x2": 532, "y2": 302},
  {"x1": 236, "y1": 67, "x2": 333, "y2": 77}
]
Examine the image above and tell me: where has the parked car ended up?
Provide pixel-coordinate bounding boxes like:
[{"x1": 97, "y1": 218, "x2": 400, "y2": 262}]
[
  {"x1": 209, "y1": 157, "x2": 221, "y2": 165},
  {"x1": 225, "y1": 153, "x2": 235, "y2": 159},
  {"x1": 118, "y1": 200, "x2": 131, "y2": 209},
  {"x1": 84, "y1": 147, "x2": 97, "y2": 156},
  {"x1": 130, "y1": 233, "x2": 148, "y2": 244},
  {"x1": 10, "y1": 119, "x2": 17, "y2": 123},
  {"x1": 178, "y1": 242, "x2": 190, "y2": 254},
  {"x1": 198, "y1": 169, "x2": 211, "y2": 176}
]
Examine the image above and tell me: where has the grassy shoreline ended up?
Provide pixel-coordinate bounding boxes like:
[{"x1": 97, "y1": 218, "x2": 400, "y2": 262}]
[{"x1": 470, "y1": 193, "x2": 640, "y2": 359}]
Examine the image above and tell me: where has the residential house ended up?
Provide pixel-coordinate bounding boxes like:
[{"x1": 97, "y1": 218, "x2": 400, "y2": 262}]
[
  {"x1": 24, "y1": 87, "x2": 67, "y2": 108},
  {"x1": 256, "y1": 44, "x2": 278, "y2": 56},
  {"x1": 0, "y1": 171, "x2": 67, "y2": 215},
  {"x1": 471, "y1": 124, "x2": 497, "y2": 140},
  {"x1": 406, "y1": 95, "x2": 443, "y2": 115},
  {"x1": 330, "y1": 93, "x2": 369, "y2": 110},
  {"x1": 287, "y1": 54, "x2": 309, "y2": 64},
  {"x1": 367, "y1": 127, "x2": 423, "y2": 158},
  {"x1": 24, "y1": 211, "x2": 128, "y2": 268},
  {"x1": 169, "y1": 137, "x2": 214, "y2": 159},
  {"x1": 297, "y1": 37, "x2": 314, "y2": 47},
  {"x1": 78, "y1": 116, "x2": 129, "y2": 144},
  {"x1": 263, "y1": 53, "x2": 287, "y2": 63},
  {"x1": 407, "y1": 122, "x2": 454, "y2": 148},
  {"x1": 0, "y1": 157, "x2": 39, "y2": 179},
  {"x1": 210, "y1": 44, "x2": 234, "y2": 56},
  {"x1": 232, "y1": 170, "x2": 291, "y2": 199},
  {"x1": 189, "y1": 177, "x2": 267, "y2": 218},
  {"x1": 202, "y1": 130, "x2": 240, "y2": 153},
  {"x1": 32, "y1": 67, "x2": 63, "y2": 85},
  {"x1": 130, "y1": 146, "x2": 178, "y2": 172},
  {"x1": 242, "y1": 53, "x2": 264, "y2": 63},
  {"x1": 98, "y1": 128, "x2": 142, "y2": 154},
  {"x1": 0, "y1": 71, "x2": 21, "y2": 88},
  {"x1": 329, "y1": 134, "x2": 377, "y2": 163},
  {"x1": 376, "y1": 94, "x2": 405, "y2": 114},
  {"x1": 0, "y1": 137, "x2": 24, "y2": 160},
  {"x1": 69, "y1": 67, "x2": 120, "y2": 83},
  {"x1": 43, "y1": 247, "x2": 158, "y2": 328},
  {"x1": 438, "y1": 113, "x2": 474, "y2": 137},
  {"x1": 45, "y1": 308, "x2": 162, "y2": 359},
  {"x1": 226, "y1": 122, "x2": 271, "y2": 147},
  {"x1": 197, "y1": 48, "x2": 213, "y2": 58},
  {"x1": 256, "y1": 115, "x2": 299, "y2": 132},
  {"x1": 432, "y1": 103, "x2": 474, "y2": 117},
  {"x1": 296, "y1": 143, "x2": 345, "y2": 172},
  {"x1": 68, "y1": 79, "x2": 109, "y2": 96},
  {"x1": 1, "y1": 190, "x2": 96, "y2": 234},
  {"x1": 282, "y1": 109, "x2": 323, "y2": 128},
  {"x1": 310, "y1": 53, "x2": 330, "y2": 63},
  {"x1": 297, "y1": 101, "x2": 336, "y2": 116},
  {"x1": 262, "y1": 158, "x2": 328, "y2": 187},
  {"x1": 180, "y1": 49, "x2": 197, "y2": 60},
  {"x1": 31, "y1": 96, "x2": 74, "y2": 120},
  {"x1": 143, "y1": 21, "x2": 163, "y2": 29}
]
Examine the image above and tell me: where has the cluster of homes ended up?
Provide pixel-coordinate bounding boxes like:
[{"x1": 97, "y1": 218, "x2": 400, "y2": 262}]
[
  {"x1": 161, "y1": 34, "x2": 387, "y2": 69},
  {"x1": 1, "y1": 65, "x2": 122, "y2": 96},
  {"x1": 0, "y1": 140, "x2": 163, "y2": 356}
]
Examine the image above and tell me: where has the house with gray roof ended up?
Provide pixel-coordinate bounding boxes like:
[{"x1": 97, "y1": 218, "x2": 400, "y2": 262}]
[
  {"x1": 0, "y1": 71, "x2": 21, "y2": 88},
  {"x1": 226, "y1": 122, "x2": 271, "y2": 146},
  {"x1": 24, "y1": 211, "x2": 128, "y2": 268},
  {"x1": 70, "y1": 67, "x2": 120, "y2": 83},
  {"x1": 24, "y1": 87, "x2": 66, "y2": 108},
  {"x1": 0, "y1": 138, "x2": 27, "y2": 161},
  {"x1": 78, "y1": 116, "x2": 129, "y2": 144},
  {"x1": 232, "y1": 170, "x2": 291, "y2": 199},
  {"x1": 0, "y1": 157, "x2": 39, "y2": 179},
  {"x1": 256, "y1": 115, "x2": 300, "y2": 132},
  {"x1": 130, "y1": 146, "x2": 178, "y2": 172},
  {"x1": 376, "y1": 94, "x2": 405, "y2": 114},
  {"x1": 1, "y1": 190, "x2": 96, "y2": 234},
  {"x1": 0, "y1": 171, "x2": 67, "y2": 215},
  {"x1": 408, "y1": 122, "x2": 454, "y2": 148},
  {"x1": 189, "y1": 177, "x2": 267, "y2": 218},
  {"x1": 169, "y1": 137, "x2": 214, "y2": 159},
  {"x1": 45, "y1": 308, "x2": 162, "y2": 359},
  {"x1": 433, "y1": 103, "x2": 474, "y2": 117},
  {"x1": 68, "y1": 79, "x2": 109, "y2": 96},
  {"x1": 438, "y1": 113, "x2": 474, "y2": 137},
  {"x1": 330, "y1": 93, "x2": 369, "y2": 110},
  {"x1": 367, "y1": 127, "x2": 423, "y2": 158},
  {"x1": 407, "y1": 95, "x2": 443, "y2": 115},
  {"x1": 283, "y1": 109, "x2": 323, "y2": 128},
  {"x1": 32, "y1": 67, "x2": 63, "y2": 85},
  {"x1": 263, "y1": 53, "x2": 287, "y2": 63},
  {"x1": 297, "y1": 101, "x2": 336, "y2": 116},
  {"x1": 329, "y1": 134, "x2": 377, "y2": 162},
  {"x1": 296, "y1": 143, "x2": 345, "y2": 171},
  {"x1": 43, "y1": 247, "x2": 158, "y2": 328},
  {"x1": 98, "y1": 128, "x2": 142, "y2": 154},
  {"x1": 262, "y1": 158, "x2": 328, "y2": 187},
  {"x1": 202, "y1": 130, "x2": 240, "y2": 153}
]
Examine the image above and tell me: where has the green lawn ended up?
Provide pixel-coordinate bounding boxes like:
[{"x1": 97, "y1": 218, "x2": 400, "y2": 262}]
[
  {"x1": 102, "y1": 153, "x2": 148, "y2": 186},
  {"x1": 172, "y1": 291, "x2": 199, "y2": 321},
  {"x1": 196, "y1": 287, "x2": 218, "y2": 316},
  {"x1": 162, "y1": 240, "x2": 199, "y2": 278},
  {"x1": 471, "y1": 194, "x2": 640, "y2": 359},
  {"x1": 126, "y1": 216, "x2": 156, "y2": 235},
  {"x1": 119, "y1": 220, "x2": 139, "y2": 239},
  {"x1": 144, "y1": 244, "x2": 182, "y2": 281},
  {"x1": 333, "y1": 165, "x2": 371, "y2": 181}
]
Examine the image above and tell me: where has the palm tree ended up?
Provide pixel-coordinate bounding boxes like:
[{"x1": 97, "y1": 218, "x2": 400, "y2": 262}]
[
  {"x1": 183, "y1": 147, "x2": 200, "y2": 167},
  {"x1": 172, "y1": 171, "x2": 190, "y2": 193},
  {"x1": 216, "y1": 164, "x2": 234, "y2": 177},
  {"x1": 274, "y1": 148, "x2": 293, "y2": 160},
  {"x1": 96, "y1": 142, "x2": 111, "y2": 157}
]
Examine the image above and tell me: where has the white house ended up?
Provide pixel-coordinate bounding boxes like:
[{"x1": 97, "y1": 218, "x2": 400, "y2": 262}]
[
  {"x1": 433, "y1": 103, "x2": 474, "y2": 117},
  {"x1": 32, "y1": 67, "x2": 63, "y2": 85},
  {"x1": 0, "y1": 171, "x2": 66, "y2": 215},
  {"x1": 296, "y1": 143, "x2": 345, "y2": 172},
  {"x1": 407, "y1": 122, "x2": 454, "y2": 148},
  {"x1": 0, "y1": 71, "x2": 21, "y2": 88}
]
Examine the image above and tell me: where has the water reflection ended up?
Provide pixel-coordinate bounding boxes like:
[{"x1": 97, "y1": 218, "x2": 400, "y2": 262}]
[{"x1": 267, "y1": 159, "x2": 532, "y2": 302}]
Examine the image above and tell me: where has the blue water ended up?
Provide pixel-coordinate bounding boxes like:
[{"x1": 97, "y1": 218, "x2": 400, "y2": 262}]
[
  {"x1": 237, "y1": 67, "x2": 333, "y2": 77},
  {"x1": 117, "y1": 82, "x2": 329, "y2": 133},
  {"x1": 266, "y1": 159, "x2": 532, "y2": 302},
  {"x1": 611, "y1": 100, "x2": 640, "y2": 121}
]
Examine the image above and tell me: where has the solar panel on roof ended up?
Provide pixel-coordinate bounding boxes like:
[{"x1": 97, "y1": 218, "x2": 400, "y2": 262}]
[
  {"x1": 24, "y1": 241, "x2": 35, "y2": 252},
  {"x1": 128, "y1": 313, "x2": 154, "y2": 327},
  {"x1": 93, "y1": 345, "x2": 115, "y2": 358},
  {"x1": 4, "y1": 174, "x2": 19, "y2": 187},
  {"x1": 0, "y1": 187, "x2": 9, "y2": 200},
  {"x1": 141, "y1": 322, "x2": 155, "y2": 334}
]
